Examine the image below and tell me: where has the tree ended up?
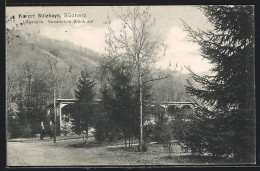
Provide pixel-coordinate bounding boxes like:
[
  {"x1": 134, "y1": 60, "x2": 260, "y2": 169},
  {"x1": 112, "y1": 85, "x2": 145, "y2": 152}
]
[
  {"x1": 102, "y1": 6, "x2": 168, "y2": 151},
  {"x1": 151, "y1": 70, "x2": 191, "y2": 103},
  {"x1": 6, "y1": 61, "x2": 52, "y2": 138},
  {"x1": 182, "y1": 6, "x2": 255, "y2": 162},
  {"x1": 98, "y1": 64, "x2": 140, "y2": 147},
  {"x1": 153, "y1": 117, "x2": 175, "y2": 158},
  {"x1": 45, "y1": 50, "x2": 70, "y2": 142},
  {"x1": 72, "y1": 67, "x2": 96, "y2": 144},
  {"x1": 93, "y1": 85, "x2": 117, "y2": 142},
  {"x1": 45, "y1": 53, "x2": 60, "y2": 143},
  {"x1": 110, "y1": 65, "x2": 139, "y2": 148}
]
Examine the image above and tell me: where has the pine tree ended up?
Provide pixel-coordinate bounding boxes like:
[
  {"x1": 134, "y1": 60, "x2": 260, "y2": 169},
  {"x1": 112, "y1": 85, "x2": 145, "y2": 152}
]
[
  {"x1": 72, "y1": 67, "x2": 96, "y2": 143},
  {"x1": 110, "y1": 65, "x2": 139, "y2": 148},
  {"x1": 182, "y1": 6, "x2": 255, "y2": 163},
  {"x1": 93, "y1": 85, "x2": 119, "y2": 142}
]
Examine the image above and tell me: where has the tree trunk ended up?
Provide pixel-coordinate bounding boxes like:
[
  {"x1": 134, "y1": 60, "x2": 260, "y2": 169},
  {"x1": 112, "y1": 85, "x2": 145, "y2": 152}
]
[
  {"x1": 139, "y1": 73, "x2": 143, "y2": 152},
  {"x1": 53, "y1": 85, "x2": 57, "y2": 143},
  {"x1": 169, "y1": 141, "x2": 171, "y2": 157},
  {"x1": 137, "y1": 58, "x2": 143, "y2": 152},
  {"x1": 115, "y1": 129, "x2": 118, "y2": 143},
  {"x1": 86, "y1": 124, "x2": 89, "y2": 144},
  {"x1": 125, "y1": 136, "x2": 127, "y2": 149}
]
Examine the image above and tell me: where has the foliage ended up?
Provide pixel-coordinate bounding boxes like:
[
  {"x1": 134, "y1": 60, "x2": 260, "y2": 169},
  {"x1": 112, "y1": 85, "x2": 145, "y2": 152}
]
[
  {"x1": 7, "y1": 102, "x2": 20, "y2": 139},
  {"x1": 153, "y1": 117, "x2": 175, "y2": 157},
  {"x1": 98, "y1": 59, "x2": 154, "y2": 148},
  {"x1": 71, "y1": 67, "x2": 96, "y2": 142},
  {"x1": 94, "y1": 117, "x2": 111, "y2": 142},
  {"x1": 93, "y1": 85, "x2": 118, "y2": 142},
  {"x1": 183, "y1": 6, "x2": 255, "y2": 162},
  {"x1": 150, "y1": 71, "x2": 191, "y2": 102},
  {"x1": 143, "y1": 123, "x2": 155, "y2": 142},
  {"x1": 101, "y1": 6, "x2": 167, "y2": 151},
  {"x1": 6, "y1": 28, "x2": 101, "y2": 100},
  {"x1": 6, "y1": 26, "x2": 102, "y2": 138},
  {"x1": 49, "y1": 49, "x2": 61, "y2": 57},
  {"x1": 98, "y1": 65, "x2": 140, "y2": 146},
  {"x1": 7, "y1": 62, "x2": 53, "y2": 137}
]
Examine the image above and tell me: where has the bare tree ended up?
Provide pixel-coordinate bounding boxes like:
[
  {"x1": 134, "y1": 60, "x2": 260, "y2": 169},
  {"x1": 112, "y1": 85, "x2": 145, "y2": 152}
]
[
  {"x1": 44, "y1": 52, "x2": 67, "y2": 143},
  {"x1": 103, "y1": 7, "x2": 172, "y2": 151}
]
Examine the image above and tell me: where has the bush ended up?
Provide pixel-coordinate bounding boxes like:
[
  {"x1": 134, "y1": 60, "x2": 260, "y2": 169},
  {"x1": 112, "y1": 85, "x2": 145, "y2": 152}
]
[
  {"x1": 94, "y1": 117, "x2": 118, "y2": 142},
  {"x1": 8, "y1": 117, "x2": 20, "y2": 139},
  {"x1": 153, "y1": 117, "x2": 175, "y2": 157},
  {"x1": 143, "y1": 123, "x2": 155, "y2": 142}
]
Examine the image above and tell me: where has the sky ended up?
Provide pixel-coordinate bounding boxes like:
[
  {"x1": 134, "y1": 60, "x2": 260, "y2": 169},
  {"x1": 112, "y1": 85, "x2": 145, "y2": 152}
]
[{"x1": 6, "y1": 6, "x2": 214, "y2": 74}]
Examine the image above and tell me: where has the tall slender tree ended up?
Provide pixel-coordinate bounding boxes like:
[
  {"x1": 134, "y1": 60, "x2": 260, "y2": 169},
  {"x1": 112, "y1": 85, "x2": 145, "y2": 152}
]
[
  {"x1": 72, "y1": 67, "x2": 96, "y2": 144},
  {"x1": 101, "y1": 7, "x2": 168, "y2": 151},
  {"x1": 182, "y1": 6, "x2": 255, "y2": 162}
]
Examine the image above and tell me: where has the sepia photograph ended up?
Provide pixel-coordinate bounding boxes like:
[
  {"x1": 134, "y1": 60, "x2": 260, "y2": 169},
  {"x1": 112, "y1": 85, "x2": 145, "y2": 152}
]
[{"x1": 6, "y1": 5, "x2": 255, "y2": 166}]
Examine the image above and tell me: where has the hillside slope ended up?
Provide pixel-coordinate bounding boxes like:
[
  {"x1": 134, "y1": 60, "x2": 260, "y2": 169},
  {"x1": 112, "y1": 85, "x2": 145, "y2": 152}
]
[{"x1": 6, "y1": 30, "x2": 102, "y2": 99}]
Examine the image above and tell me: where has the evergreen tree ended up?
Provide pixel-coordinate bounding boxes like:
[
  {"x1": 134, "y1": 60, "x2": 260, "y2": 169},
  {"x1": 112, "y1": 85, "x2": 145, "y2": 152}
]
[
  {"x1": 72, "y1": 67, "x2": 96, "y2": 143},
  {"x1": 110, "y1": 65, "x2": 139, "y2": 148},
  {"x1": 182, "y1": 6, "x2": 255, "y2": 162},
  {"x1": 93, "y1": 85, "x2": 118, "y2": 142}
]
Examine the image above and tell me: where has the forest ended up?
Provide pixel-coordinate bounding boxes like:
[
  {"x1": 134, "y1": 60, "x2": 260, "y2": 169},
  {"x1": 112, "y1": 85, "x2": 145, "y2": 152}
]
[
  {"x1": 6, "y1": 6, "x2": 255, "y2": 163},
  {"x1": 6, "y1": 20, "x2": 192, "y2": 137}
]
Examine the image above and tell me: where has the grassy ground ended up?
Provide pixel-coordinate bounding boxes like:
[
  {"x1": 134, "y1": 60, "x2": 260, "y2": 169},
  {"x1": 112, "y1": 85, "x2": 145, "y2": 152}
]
[
  {"x1": 69, "y1": 139, "x2": 237, "y2": 165},
  {"x1": 7, "y1": 136, "x2": 238, "y2": 166}
]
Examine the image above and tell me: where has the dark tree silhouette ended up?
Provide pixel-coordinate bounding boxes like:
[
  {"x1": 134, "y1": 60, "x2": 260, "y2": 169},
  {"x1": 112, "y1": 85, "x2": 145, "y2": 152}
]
[
  {"x1": 182, "y1": 6, "x2": 255, "y2": 162},
  {"x1": 72, "y1": 67, "x2": 96, "y2": 144}
]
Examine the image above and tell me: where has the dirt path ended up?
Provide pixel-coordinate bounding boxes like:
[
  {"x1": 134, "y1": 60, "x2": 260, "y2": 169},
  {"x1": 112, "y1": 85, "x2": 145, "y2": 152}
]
[{"x1": 7, "y1": 137, "x2": 108, "y2": 166}]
